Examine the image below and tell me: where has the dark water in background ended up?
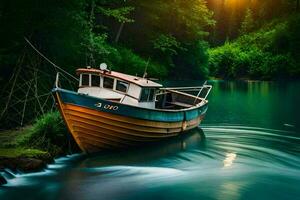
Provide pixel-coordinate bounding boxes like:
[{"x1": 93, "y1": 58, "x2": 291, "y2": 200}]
[{"x1": 1, "y1": 81, "x2": 300, "y2": 200}]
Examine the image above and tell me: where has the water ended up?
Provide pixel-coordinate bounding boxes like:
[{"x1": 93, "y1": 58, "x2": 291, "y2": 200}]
[{"x1": 1, "y1": 81, "x2": 300, "y2": 200}]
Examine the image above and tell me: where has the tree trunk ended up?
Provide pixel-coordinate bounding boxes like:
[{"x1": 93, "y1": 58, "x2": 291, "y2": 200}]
[{"x1": 115, "y1": 23, "x2": 124, "y2": 43}]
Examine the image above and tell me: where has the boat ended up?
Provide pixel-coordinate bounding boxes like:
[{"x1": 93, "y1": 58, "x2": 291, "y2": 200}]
[{"x1": 52, "y1": 64, "x2": 212, "y2": 153}]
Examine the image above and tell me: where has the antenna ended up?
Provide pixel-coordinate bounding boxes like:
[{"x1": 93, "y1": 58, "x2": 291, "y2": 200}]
[
  {"x1": 143, "y1": 57, "x2": 150, "y2": 79},
  {"x1": 100, "y1": 63, "x2": 107, "y2": 70}
]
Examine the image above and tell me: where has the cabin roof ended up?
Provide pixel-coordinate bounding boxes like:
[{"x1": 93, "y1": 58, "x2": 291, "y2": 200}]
[{"x1": 76, "y1": 68, "x2": 162, "y2": 88}]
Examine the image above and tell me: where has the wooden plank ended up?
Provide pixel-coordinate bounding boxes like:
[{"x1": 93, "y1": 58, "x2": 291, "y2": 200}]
[
  {"x1": 167, "y1": 101, "x2": 192, "y2": 108},
  {"x1": 64, "y1": 110, "x2": 181, "y2": 133},
  {"x1": 63, "y1": 104, "x2": 184, "y2": 128}
]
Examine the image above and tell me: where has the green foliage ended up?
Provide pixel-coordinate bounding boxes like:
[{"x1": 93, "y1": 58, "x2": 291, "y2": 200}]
[
  {"x1": 85, "y1": 33, "x2": 121, "y2": 67},
  {"x1": 286, "y1": 14, "x2": 300, "y2": 59},
  {"x1": 0, "y1": 0, "x2": 215, "y2": 97},
  {"x1": 208, "y1": 43, "x2": 249, "y2": 79},
  {"x1": 172, "y1": 41, "x2": 210, "y2": 79},
  {"x1": 113, "y1": 47, "x2": 167, "y2": 78},
  {"x1": 82, "y1": 33, "x2": 168, "y2": 78},
  {"x1": 97, "y1": 6, "x2": 135, "y2": 23},
  {"x1": 152, "y1": 34, "x2": 184, "y2": 56},
  {"x1": 152, "y1": 34, "x2": 187, "y2": 71},
  {"x1": 130, "y1": 0, "x2": 215, "y2": 43},
  {"x1": 17, "y1": 112, "x2": 68, "y2": 156},
  {"x1": 122, "y1": 0, "x2": 214, "y2": 79},
  {"x1": 239, "y1": 8, "x2": 255, "y2": 35},
  {"x1": 1, "y1": 0, "x2": 300, "y2": 130},
  {"x1": 0, "y1": 0, "x2": 91, "y2": 72},
  {"x1": 208, "y1": 15, "x2": 300, "y2": 79},
  {"x1": 209, "y1": 0, "x2": 297, "y2": 44},
  {"x1": 0, "y1": 148, "x2": 48, "y2": 158}
]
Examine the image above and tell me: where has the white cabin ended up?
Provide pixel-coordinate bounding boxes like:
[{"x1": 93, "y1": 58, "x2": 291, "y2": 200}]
[{"x1": 76, "y1": 67, "x2": 162, "y2": 109}]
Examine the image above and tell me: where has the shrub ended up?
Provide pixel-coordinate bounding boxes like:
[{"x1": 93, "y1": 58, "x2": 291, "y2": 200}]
[
  {"x1": 262, "y1": 53, "x2": 296, "y2": 79},
  {"x1": 171, "y1": 41, "x2": 210, "y2": 80},
  {"x1": 115, "y1": 47, "x2": 168, "y2": 78},
  {"x1": 17, "y1": 111, "x2": 70, "y2": 156},
  {"x1": 208, "y1": 15, "x2": 300, "y2": 80},
  {"x1": 85, "y1": 35, "x2": 168, "y2": 79},
  {"x1": 208, "y1": 43, "x2": 250, "y2": 79}
]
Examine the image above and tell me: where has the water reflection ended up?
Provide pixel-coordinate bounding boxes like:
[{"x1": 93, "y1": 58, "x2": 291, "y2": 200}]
[
  {"x1": 205, "y1": 81, "x2": 300, "y2": 131},
  {"x1": 223, "y1": 153, "x2": 237, "y2": 168},
  {"x1": 78, "y1": 128, "x2": 205, "y2": 168}
]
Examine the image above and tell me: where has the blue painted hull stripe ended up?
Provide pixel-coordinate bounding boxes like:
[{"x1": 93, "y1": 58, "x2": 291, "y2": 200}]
[{"x1": 53, "y1": 88, "x2": 208, "y2": 122}]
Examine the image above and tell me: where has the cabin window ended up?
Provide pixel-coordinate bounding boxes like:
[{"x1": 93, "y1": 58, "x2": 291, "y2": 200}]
[
  {"x1": 140, "y1": 88, "x2": 150, "y2": 101},
  {"x1": 103, "y1": 77, "x2": 114, "y2": 89},
  {"x1": 140, "y1": 88, "x2": 155, "y2": 102},
  {"x1": 81, "y1": 74, "x2": 90, "y2": 86},
  {"x1": 116, "y1": 80, "x2": 129, "y2": 93},
  {"x1": 91, "y1": 75, "x2": 100, "y2": 87},
  {"x1": 149, "y1": 89, "x2": 155, "y2": 101}
]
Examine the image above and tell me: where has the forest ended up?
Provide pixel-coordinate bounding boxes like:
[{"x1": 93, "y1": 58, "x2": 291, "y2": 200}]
[{"x1": 0, "y1": 0, "x2": 300, "y2": 129}]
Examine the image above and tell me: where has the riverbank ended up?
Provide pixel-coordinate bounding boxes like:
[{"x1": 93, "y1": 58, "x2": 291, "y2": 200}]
[
  {"x1": 0, "y1": 128, "x2": 47, "y2": 184},
  {"x1": 0, "y1": 112, "x2": 78, "y2": 185}
]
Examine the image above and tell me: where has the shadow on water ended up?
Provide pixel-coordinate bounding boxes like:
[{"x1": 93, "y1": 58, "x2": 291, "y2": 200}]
[{"x1": 79, "y1": 128, "x2": 206, "y2": 167}]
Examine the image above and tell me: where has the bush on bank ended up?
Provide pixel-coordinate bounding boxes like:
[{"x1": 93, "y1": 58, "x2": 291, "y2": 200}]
[
  {"x1": 208, "y1": 15, "x2": 300, "y2": 80},
  {"x1": 17, "y1": 111, "x2": 74, "y2": 156}
]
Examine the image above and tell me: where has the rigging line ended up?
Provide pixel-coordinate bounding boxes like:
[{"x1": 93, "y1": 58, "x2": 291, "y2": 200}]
[
  {"x1": 143, "y1": 57, "x2": 150, "y2": 78},
  {"x1": 24, "y1": 37, "x2": 79, "y2": 81},
  {"x1": 59, "y1": 71, "x2": 76, "y2": 83}
]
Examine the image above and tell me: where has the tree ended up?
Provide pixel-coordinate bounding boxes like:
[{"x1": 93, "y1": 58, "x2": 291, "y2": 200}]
[
  {"x1": 127, "y1": 0, "x2": 215, "y2": 45},
  {"x1": 95, "y1": 2, "x2": 134, "y2": 43},
  {"x1": 239, "y1": 8, "x2": 255, "y2": 35},
  {"x1": 121, "y1": 0, "x2": 215, "y2": 78}
]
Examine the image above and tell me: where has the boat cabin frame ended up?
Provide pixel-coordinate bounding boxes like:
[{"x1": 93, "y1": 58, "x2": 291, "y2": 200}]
[
  {"x1": 55, "y1": 68, "x2": 212, "y2": 110},
  {"x1": 75, "y1": 68, "x2": 161, "y2": 109}
]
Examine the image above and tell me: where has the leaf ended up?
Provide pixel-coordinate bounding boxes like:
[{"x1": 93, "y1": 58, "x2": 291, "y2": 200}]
[{"x1": 96, "y1": 6, "x2": 135, "y2": 23}]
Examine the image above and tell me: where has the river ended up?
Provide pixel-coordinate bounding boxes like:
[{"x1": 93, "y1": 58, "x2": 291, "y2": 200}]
[{"x1": 1, "y1": 80, "x2": 300, "y2": 200}]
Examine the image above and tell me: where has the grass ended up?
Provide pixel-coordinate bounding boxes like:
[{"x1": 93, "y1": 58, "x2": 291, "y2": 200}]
[
  {"x1": 16, "y1": 111, "x2": 71, "y2": 156},
  {"x1": 0, "y1": 127, "x2": 49, "y2": 159},
  {"x1": 0, "y1": 111, "x2": 74, "y2": 159},
  {"x1": 0, "y1": 148, "x2": 48, "y2": 158},
  {"x1": 0, "y1": 126, "x2": 31, "y2": 148}
]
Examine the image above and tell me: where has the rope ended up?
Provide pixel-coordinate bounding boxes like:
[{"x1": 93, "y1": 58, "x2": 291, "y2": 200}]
[{"x1": 24, "y1": 37, "x2": 79, "y2": 81}]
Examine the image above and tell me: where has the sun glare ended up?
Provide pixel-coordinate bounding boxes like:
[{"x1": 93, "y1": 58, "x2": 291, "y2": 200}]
[
  {"x1": 224, "y1": 0, "x2": 249, "y2": 10},
  {"x1": 223, "y1": 153, "x2": 237, "y2": 168}
]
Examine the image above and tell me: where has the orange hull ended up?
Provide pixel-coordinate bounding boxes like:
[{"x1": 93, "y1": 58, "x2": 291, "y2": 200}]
[{"x1": 55, "y1": 93, "x2": 203, "y2": 153}]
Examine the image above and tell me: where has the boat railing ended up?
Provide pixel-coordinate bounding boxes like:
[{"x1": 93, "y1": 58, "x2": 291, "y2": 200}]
[
  {"x1": 54, "y1": 72, "x2": 78, "y2": 91},
  {"x1": 55, "y1": 72, "x2": 60, "y2": 88},
  {"x1": 161, "y1": 84, "x2": 212, "y2": 101}
]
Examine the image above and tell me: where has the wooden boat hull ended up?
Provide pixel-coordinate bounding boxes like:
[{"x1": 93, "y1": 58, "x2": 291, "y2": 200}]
[{"x1": 53, "y1": 88, "x2": 208, "y2": 153}]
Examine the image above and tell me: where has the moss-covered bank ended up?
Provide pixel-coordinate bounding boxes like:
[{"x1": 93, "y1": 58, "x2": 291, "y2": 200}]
[{"x1": 0, "y1": 112, "x2": 78, "y2": 185}]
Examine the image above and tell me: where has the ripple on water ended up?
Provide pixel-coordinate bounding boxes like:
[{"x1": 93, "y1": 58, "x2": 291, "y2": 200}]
[
  {"x1": 1, "y1": 125, "x2": 299, "y2": 200},
  {"x1": 201, "y1": 125, "x2": 300, "y2": 170},
  {"x1": 83, "y1": 165, "x2": 183, "y2": 179},
  {"x1": 2, "y1": 154, "x2": 83, "y2": 187}
]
